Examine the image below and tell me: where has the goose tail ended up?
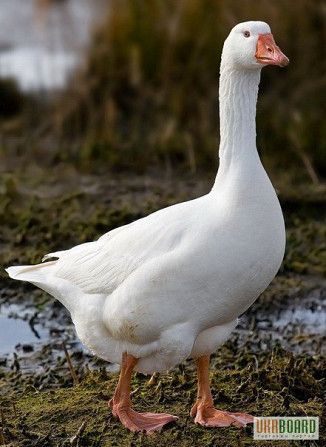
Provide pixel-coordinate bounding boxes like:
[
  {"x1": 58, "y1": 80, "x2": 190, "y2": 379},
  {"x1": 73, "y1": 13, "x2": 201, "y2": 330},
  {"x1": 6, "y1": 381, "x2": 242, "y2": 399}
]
[
  {"x1": 6, "y1": 246, "x2": 64, "y2": 282},
  {"x1": 5, "y1": 261, "x2": 78, "y2": 314},
  {"x1": 5, "y1": 261, "x2": 57, "y2": 283}
]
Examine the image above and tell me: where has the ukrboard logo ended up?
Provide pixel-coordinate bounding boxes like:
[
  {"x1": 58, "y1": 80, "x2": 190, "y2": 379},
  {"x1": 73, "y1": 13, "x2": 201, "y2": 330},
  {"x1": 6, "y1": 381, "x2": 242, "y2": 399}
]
[{"x1": 254, "y1": 417, "x2": 319, "y2": 440}]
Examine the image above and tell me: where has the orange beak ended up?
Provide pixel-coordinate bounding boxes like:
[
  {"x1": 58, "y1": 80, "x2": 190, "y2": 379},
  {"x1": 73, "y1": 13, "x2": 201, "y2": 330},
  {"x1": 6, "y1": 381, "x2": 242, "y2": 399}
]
[{"x1": 255, "y1": 33, "x2": 289, "y2": 67}]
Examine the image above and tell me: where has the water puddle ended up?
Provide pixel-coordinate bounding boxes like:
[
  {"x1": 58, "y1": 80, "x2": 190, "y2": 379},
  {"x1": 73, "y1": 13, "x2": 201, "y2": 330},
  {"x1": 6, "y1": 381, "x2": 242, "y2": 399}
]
[
  {"x1": 0, "y1": 281, "x2": 324, "y2": 374},
  {"x1": 0, "y1": 297, "x2": 119, "y2": 375},
  {"x1": 0, "y1": 303, "x2": 48, "y2": 355},
  {"x1": 237, "y1": 286, "x2": 325, "y2": 354}
]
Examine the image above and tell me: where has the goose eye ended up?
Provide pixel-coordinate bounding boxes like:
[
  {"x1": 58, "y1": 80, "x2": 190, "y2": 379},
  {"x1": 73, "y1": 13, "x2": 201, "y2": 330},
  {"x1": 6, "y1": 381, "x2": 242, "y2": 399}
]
[{"x1": 243, "y1": 31, "x2": 250, "y2": 38}]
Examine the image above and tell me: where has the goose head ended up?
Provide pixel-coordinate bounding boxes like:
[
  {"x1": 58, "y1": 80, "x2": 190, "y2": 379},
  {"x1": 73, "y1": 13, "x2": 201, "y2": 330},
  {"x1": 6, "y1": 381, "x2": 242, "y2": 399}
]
[{"x1": 222, "y1": 21, "x2": 289, "y2": 70}]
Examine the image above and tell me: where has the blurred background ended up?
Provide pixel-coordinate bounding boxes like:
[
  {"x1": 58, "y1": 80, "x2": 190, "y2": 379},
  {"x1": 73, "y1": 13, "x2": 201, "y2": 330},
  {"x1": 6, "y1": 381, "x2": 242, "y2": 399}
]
[
  {"x1": 0, "y1": 0, "x2": 325, "y2": 181},
  {"x1": 0, "y1": 2, "x2": 325, "y2": 445}
]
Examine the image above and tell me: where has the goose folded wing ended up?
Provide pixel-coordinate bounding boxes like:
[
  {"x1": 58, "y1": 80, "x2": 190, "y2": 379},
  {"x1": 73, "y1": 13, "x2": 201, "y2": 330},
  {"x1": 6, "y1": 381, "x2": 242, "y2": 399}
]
[{"x1": 52, "y1": 207, "x2": 186, "y2": 295}]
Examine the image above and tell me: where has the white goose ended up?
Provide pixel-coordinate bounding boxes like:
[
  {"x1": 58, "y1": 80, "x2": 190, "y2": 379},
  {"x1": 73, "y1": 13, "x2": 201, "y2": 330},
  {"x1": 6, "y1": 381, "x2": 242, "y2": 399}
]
[{"x1": 6, "y1": 21, "x2": 289, "y2": 433}]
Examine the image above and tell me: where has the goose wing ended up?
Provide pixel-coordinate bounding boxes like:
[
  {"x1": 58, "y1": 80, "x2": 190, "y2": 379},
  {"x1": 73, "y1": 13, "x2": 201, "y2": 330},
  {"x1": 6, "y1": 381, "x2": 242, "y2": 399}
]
[{"x1": 51, "y1": 200, "x2": 194, "y2": 295}]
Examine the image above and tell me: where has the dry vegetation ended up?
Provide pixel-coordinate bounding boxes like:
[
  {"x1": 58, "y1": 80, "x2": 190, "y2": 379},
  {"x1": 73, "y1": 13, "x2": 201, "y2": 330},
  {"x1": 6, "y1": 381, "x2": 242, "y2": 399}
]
[
  {"x1": 0, "y1": 0, "x2": 325, "y2": 183},
  {"x1": 51, "y1": 0, "x2": 325, "y2": 181}
]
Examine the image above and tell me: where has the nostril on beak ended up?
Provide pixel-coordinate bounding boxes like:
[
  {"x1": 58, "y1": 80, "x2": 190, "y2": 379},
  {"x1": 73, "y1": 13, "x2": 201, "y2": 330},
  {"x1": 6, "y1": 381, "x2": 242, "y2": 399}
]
[{"x1": 267, "y1": 47, "x2": 273, "y2": 53}]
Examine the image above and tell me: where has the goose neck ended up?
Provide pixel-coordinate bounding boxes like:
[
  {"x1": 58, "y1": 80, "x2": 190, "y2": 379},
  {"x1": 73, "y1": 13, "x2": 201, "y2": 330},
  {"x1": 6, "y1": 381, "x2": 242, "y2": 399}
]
[{"x1": 218, "y1": 64, "x2": 261, "y2": 173}]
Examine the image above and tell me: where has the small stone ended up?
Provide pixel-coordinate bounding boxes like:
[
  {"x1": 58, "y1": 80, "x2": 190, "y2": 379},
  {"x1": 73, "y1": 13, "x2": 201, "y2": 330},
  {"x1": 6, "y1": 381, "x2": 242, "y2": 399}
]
[{"x1": 22, "y1": 344, "x2": 34, "y2": 353}]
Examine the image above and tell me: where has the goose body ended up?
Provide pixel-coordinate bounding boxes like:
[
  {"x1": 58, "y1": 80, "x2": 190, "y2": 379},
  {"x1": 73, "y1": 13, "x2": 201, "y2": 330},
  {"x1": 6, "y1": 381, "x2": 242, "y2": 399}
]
[
  {"x1": 7, "y1": 21, "x2": 289, "y2": 432},
  {"x1": 7, "y1": 170, "x2": 284, "y2": 373}
]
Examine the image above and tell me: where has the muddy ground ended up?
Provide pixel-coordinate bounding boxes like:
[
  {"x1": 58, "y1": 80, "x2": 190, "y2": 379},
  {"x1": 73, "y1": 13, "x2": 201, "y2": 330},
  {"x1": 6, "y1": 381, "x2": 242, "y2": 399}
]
[{"x1": 0, "y1": 168, "x2": 325, "y2": 446}]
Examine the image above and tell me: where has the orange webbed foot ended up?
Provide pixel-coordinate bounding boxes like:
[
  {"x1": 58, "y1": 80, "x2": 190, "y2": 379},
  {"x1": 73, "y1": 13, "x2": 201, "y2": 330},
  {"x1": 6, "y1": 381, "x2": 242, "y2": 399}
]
[
  {"x1": 191, "y1": 402, "x2": 253, "y2": 428},
  {"x1": 108, "y1": 352, "x2": 178, "y2": 434},
  {"x1": 110, "y1": 401, "x2": 178, "y2": 433}
]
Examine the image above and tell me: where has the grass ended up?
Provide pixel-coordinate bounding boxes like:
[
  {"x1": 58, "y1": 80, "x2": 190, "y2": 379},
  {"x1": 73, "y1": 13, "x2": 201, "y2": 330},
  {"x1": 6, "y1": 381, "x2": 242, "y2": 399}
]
[{"x1": 1, "y1": 344, "x2": 324, "y2": 447}]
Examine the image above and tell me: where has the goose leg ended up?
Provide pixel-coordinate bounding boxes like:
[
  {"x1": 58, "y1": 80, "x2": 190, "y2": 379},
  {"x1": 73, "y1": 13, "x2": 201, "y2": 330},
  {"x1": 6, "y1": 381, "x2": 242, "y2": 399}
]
[
  {"x1": 190, "y1": 355, "x2": 253, "y2": 428},
  {"x1": 109, "y1": 352, "x2": 178, "y2": 433}
]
